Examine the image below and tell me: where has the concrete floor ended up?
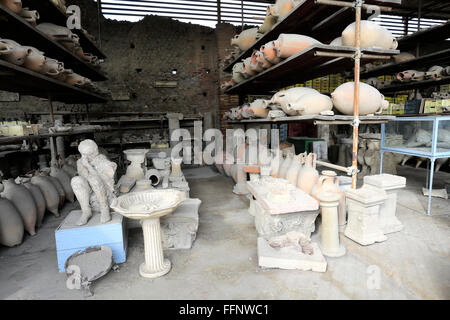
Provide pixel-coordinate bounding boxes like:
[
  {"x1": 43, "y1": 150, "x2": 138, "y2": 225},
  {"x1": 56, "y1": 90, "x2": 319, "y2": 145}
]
[{"x1": 0, "y1": 166, "x2": 449, "y2": 300}]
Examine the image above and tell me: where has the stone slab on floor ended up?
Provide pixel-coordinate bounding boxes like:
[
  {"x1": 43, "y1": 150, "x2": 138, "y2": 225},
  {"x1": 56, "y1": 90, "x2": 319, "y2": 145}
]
[
  {"x1": 257, "y1": 237, "x2": 327, "y2": 272},
  {"x1": 55, "y1": 210, "x2": 127, "y2": 272},
  {"x1": 246, "y1": 176, "x2": 318, "y2": 215}
]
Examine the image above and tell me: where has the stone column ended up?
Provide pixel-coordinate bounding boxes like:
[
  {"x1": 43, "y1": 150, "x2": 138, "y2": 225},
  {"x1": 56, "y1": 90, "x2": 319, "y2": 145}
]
[
  {"x1": 363, "y1": 174, "x2": 406, "y2": 234},
  {"x1": 345, "y1": 185, "x2": 387, "y2": 246},
  {"x1": 318, "y1": 192, "x2": 346, "y2": 257},
  {"x1": 140, "y1": 218, "x2": 171, "y2": 278}
]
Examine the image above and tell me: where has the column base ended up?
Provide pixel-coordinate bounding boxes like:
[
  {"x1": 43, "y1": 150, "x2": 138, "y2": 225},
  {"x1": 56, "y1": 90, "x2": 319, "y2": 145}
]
[
  {"x1": 320, "y1": 243, "x2": 346, "y2": 258},
  {"x1": 344, "y1": 227, "x2": 387, "y2": 246},
  {"x1": 139, "y1": 259, "x2": 171, "y2": 278}
]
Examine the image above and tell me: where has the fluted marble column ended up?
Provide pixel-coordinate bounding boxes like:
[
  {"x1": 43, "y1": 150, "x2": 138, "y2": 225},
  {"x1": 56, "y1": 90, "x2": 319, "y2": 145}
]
[
  {"x1": 140, "y1": 218, "x2": 171, "y2": 278},
  {"x1": 318, "y1": 192, "x2": 346, "y2": 258}
]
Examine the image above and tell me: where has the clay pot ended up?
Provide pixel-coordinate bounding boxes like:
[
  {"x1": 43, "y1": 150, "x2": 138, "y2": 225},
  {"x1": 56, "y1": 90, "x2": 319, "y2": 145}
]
[
  {"x1": 46, "y1": 175, "x2": 65, "y2": 208},
  {"x1": 285, "y1": 153, "x2": 303, "y2": 185},
  {"x1": 65, "y1": 72, "x2": 89, "y2": 86},
  {"x1": 31, "y1": 175, "x2": 60, "y2": 217},
  {"x1": 22, "y1": 46, "x2": 46, "y2": 73},
  {"x1": 311, "y1": 170, "x2": 346, "y2": 228},
  {"x1": 278, "y1": 153, "x2": 293, "y2": 179},
  {"x1": 331, "y1": 82, "x2": 389, "y2": 115},
  {"x1": 54, "y1": 68, "x2": 73, "y2": 82},
  {"x1": 0, "y1": 197, "x2": 24, "y2": 247},
  {"x1": 231, "y1": 27, "x2": 261, "y2": 51},
  {"x1": 42, "y1": 58, "x2": 64, "y2": 78},
  {"x1": 297, "y1": 153, "x2": 319, "y2": 195},
  {"x1": 232, "y1": 62, "x2": 246, "y2": 84},
  {"x1": 260, "y1": 41, "x2": 281, "y2": 64},
  {"x1": 342, "y1": 20, "x2": 398, "y2": 49},
  {"x1": 272, "y1": 0, "x2": 299, "y2": 20},
  {"x1": 242, "y1": 57, "x2": 257, "y2": 78},
  {"x1": 0, "y1": 0, "x2": 22, "y2": 14},
  {"x1": 0, "y1": 39, "x2": 28, "y2": 65},
  {"x1": 393, "y1": 52, "x2": 415, "y2": 63},
  {"x1": 19, "y1": 7, "x2": 40, "y2": 27},
  {"x1": 254, "y1": 50, "x2": 272, "y2": 69},
  {"x1": 271, "y1": 87, "x2": 319, "y2": 116},
  {"x1": 330, "y1": 37, "x2": 342, "y2": 46},
  {"x1": 36, "y1": 23, "x2": 73, "y2": 39},
  {"x1": 23, "y1": 182, "x2": 46, "y2": 228},
  {"x1": 426, "y1": 65, "x2": 444, "y2": 80},
  {"x1": 288, "y1": 93, "x2": 333, "y2": 115},
  {"x1": 249, "y1": 51, "x2": 264, "y2": 73},
  {"x1": 50, "y1": 167, "x2": 75, "y2": 203},
  {"x1": 273, "y1": 34, "x2": 321, "y2": 58},
  {"x1": 0, "y1": 179, "x2": 37, "y2": 236},
  {"x1": 258, "y1": 8, "x2": 277, "y2": 34},
  {"x1": 396, "y1": 70, "x2": 424, "y2": 82},
  {"x1": 249, "y1": 99, "x2": 270, "y2": 118}
]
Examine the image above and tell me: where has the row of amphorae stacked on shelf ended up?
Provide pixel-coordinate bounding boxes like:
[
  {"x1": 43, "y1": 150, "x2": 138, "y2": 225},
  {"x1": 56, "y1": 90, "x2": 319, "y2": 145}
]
[
  {"x1": 0, "y1": 155, "x2": 78, "y2": 247},
  {"x1": 0, "y1": 0, "x2": 105, "y2": 94}
]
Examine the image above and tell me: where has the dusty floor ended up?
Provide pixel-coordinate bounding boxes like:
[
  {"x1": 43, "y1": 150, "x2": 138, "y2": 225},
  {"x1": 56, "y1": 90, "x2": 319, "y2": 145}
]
[{"x1": 0, "y1": 165, "x2": 449, "y2": 300}]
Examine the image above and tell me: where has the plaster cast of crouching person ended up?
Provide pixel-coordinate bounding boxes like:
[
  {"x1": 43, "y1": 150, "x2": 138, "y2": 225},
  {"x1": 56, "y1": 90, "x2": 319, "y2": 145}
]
[{"x1": 71, "y1": 139, "x2": 117, "y2": 226}]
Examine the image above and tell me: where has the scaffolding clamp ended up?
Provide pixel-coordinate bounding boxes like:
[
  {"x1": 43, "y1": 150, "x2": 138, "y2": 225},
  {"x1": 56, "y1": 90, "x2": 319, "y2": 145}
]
[
  {"x1": 347, "y1": 165, "x2": 359, "y2": 176},
  {"x1": 353, "y1": 0, "x2": 364, "y2": 8},
  {"x1": 351, "y1": 116, "x2": 361, "y2": 128}
]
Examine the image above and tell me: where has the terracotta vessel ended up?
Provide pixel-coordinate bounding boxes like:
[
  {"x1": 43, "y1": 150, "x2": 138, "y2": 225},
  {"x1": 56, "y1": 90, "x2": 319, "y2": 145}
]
[
  {"x1": 272, "y1": 0, "x2": 300, "y2": 20},
  {"x1": 393, "y1": 52, "x2": 415, "y2": 63},
  {"x1": 288, "y1": 92, "x2": 333, "y2": 115},
  {"x1": 54, "y1": 68, "x2": 73, "y2": 82},
  {"x1": 231, "y1": 27, "x2": 261, "y2": 51},
  {"x1": 285, "y1": 153, "x2": 303, "y2": 185},
  {"x1": 249, "y1": 52, "x2": 264, "y2": 73},
  {"x1": 65, "y1": 72, "x2": 89, "y2": 86},
  {"x1": 331, "y1": 82, "x2": 389, "y2": 115},
  {"x1": 0, "y1": 0, "x2": 22, "y2": 14},
  {"x1": 36, "y1": 23, "x2": 73, "y2": 40},
  {"x1": 19, "y1": 7, "x2": 40, "y2": 27},
  {"x1": 42, "y1": 58, "x2": 64, "y2": 78},
  {"x1": 260, "y1": 41, "x2": 281, "y2": 64},
  {"x1": 0, "y1": 197, "x2": 24, "y2": 247},
  {"x1": 22, "y1": 46, "x2": 46, "y2": 73},
  {"x1": 51, "y1": 167, "x2": 75, "y2": 203},
  {"x1": 278, "y1": 152, "x2": 293, "y2": 179},
  {"x1": 242, "y1": 57, "x2": 257, "y2": 78},
  {"x1": 342, "y1": 20, "x2": 398, "y2": 49},
  {"x1": 45, "y1": 175, "x2": 65, "y2": 208},
  {"x1": 31, "y1": 175, "x2": 60, "y2": 216},
  {"x1": 232, "y1": 62, "x2": 246, "y2": 83},
  {"x1": 396, "y1": 70, "x2": 424, "y2": 82},
  {"x1": 249, "y1": 99, "x2": 269, "y2": 118},
  {"x1": 254, "y1": 50, "x2": 272, "y2": 69},
  {"x1": 297, "y1": 153, "x2": 319, "y2": 195},
  {"x1": 23, "y1": 182, "x2": 46, "y2": 228},
  {"x1": 258, "y1": 8, "x2": 277, "y2": 34},
  {"x1": 311, "y1": 170, "x2": 346, "y2": 230},
  {"x1": 271, "y1": 87, "x2": 319, "y2": 116},
  {"x1": 0, "y1": 179, "x2": 37, "y2": 236},
  {"x1": 426, "y1": 65, "x2": 444, "y2": 80},
  {"x1": 330, "y1": 37, "x2": 342, "y2": 46},
  {"x1": 273, "y1": 34, "x2": 321, "y2": 58},
  {"x1": 0, "y1": 39, "x2": 28, "y2": 65}
]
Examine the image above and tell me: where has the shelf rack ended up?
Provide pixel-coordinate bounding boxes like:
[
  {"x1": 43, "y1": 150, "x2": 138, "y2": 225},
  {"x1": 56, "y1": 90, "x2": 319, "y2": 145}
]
[
  {"x1": 223, "y1": 0, "x2": 400, "y2": 189},
  {"x1": 0, "y1": 4, "x2": 107, "y2": 81},
  {"x1": 222, "y1": 0, "x2": 394, "y2": 73},
  {"x1": 227, "y1": 114, "x2": 395, "y2": 125},
  {"x1": 21, "y1": 0, "x2": 106, "y2": 59},
  {"x1": 225, "y1": 44, "x2": 398, "y2": 94},
  {"x1": 396, "y1": 20, "x2": 450, "y2": 51}
]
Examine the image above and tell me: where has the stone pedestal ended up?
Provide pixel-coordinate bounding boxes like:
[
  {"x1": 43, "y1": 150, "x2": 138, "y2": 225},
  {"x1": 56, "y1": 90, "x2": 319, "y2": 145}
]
[
  {"x1": 253, "y1": 199, "x2": 318, "y2": 239},
  {"x1": 257, "y1": 237, "x2": 327, "y2": 272},
  {"x1": 318, "y1": 192, "x2": 346, "y2": 258},
  {"x1": 345, "y1": 185, "x2": 387, "y2": 246},
  {"x1": 140, "y1": 218, "x2": 171, "y2": 278},
  {"x1": 363, "y1": 174, "x2": 406, "y2": 234}
]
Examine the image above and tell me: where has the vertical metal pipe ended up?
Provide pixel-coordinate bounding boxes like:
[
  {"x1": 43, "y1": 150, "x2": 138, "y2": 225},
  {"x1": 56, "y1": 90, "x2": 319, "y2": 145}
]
[
  {"x1": 217, "y1": 0, "x2": 221, "y2": 24},
  {"x1": 351, "y1": 1, "x2": 362, "y2": 189}
]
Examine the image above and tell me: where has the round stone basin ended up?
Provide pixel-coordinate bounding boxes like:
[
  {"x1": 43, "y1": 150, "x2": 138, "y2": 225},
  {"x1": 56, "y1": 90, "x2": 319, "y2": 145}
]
[
  {"x1": 123, "y1": 149, "x2": 149, "y2": 164},
  {"x1": 111, "y1": 189, "x2": 186, "y2": 220}
]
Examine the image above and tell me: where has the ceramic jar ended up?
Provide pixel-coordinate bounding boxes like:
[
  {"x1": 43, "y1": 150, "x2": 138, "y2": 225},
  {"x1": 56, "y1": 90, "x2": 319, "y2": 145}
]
[
  {"x1": 311, "y1": 170, "x2": 347, "y2": 230},
  {"x1": 272, "y1": 0, "x2": 300, "y2": 20},
  {"x1": 271, "y1": 87, "x2": 319, "y2": 116},
  {"x1": 249, "y1": 99, "x2": 269, "y2": 118},
  {"x1": 19, "y1": 7, "x2": 40, "y2": 27},
  {"x1": 22, "y1": 46, "x2": 46, "y2": 73},
  {"x1": 50, "y1": 167, "x2": 75, "y2": 203},
  {"x1": 260, "y1": 41, "x2": 281, "y2": 65},
  {"x1": 273, "y1": 34, "x2": 321, "y2": 59},
  {"x1": 242, "y1": 57, "x2": 257, "y2": 78},
  {"x1": 254, "y1": 50, "x2": 272, "y2": 69},
  {"x1": 0, "y1": 0, "x2": 22, "y2": 14},
  {"x1": 145, "y1": 169, "x2": 161, "y2": 186},
  {"x1": 258, "y1": 8, "x2": 277, "y2": 34},
  {"x1": 278, "y1": 152, "x2": 293, "y2": 179},
  {"x1": 0, "y1": 197, "x2": 24, "y2": 247},
  {"x1": 330, "y1": 37, "x2": 342, "y2": 46},
  {"x1": 331, "y1": 82, "x2": 389, "y2": 115},
  {"x1": 297, "y1": 153, "x2": 319, "y2": 195},
  {"x1": 31, "y1": 175, "x2": 60, "y2": 217},
  {"x1": 23, "y1": 182, "x2": 46, "y2": 228},
  {"x1": 231, "y1": 27, "x2": 261, "y2": 51},
  {"x1": 288, "y1": 93, "x2": 333, "y2": 115},
  {"x1": 285, "y1": 153, "x2": 304, "y2": 185},
  {"x1": 342, "y1": 20, "x2": 398, "y2": 49},
  {"x1": 0, "y1": 179, "x2": 37, "y2": 236},
  {"x1": 232, "y1": 62, "x2": 246, "y2": 84},
  {"x1": 249, "y1": 52, "x2": 264, "y2": 73},
  {"x1": 54, "y1": 68, "x2": 73, "y2": 82},
  {"x1": 46, "y1": 175, "x2": 66, "y2": 208},
  {"x1": 65, "y1": 72, "x2": 89, "y2": 86},
  {"x1": 42, "y1": 58, "x2": 64, "y2": 78},
  {"x1": 0, "y1": 39, "x2": 28, "y2": 65}
]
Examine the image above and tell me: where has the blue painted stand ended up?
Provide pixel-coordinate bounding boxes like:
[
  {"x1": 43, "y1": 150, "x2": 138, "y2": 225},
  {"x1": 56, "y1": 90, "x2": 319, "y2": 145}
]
[{"x1": 55, "y1": 210, "x2": 127, "y2": 272}]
